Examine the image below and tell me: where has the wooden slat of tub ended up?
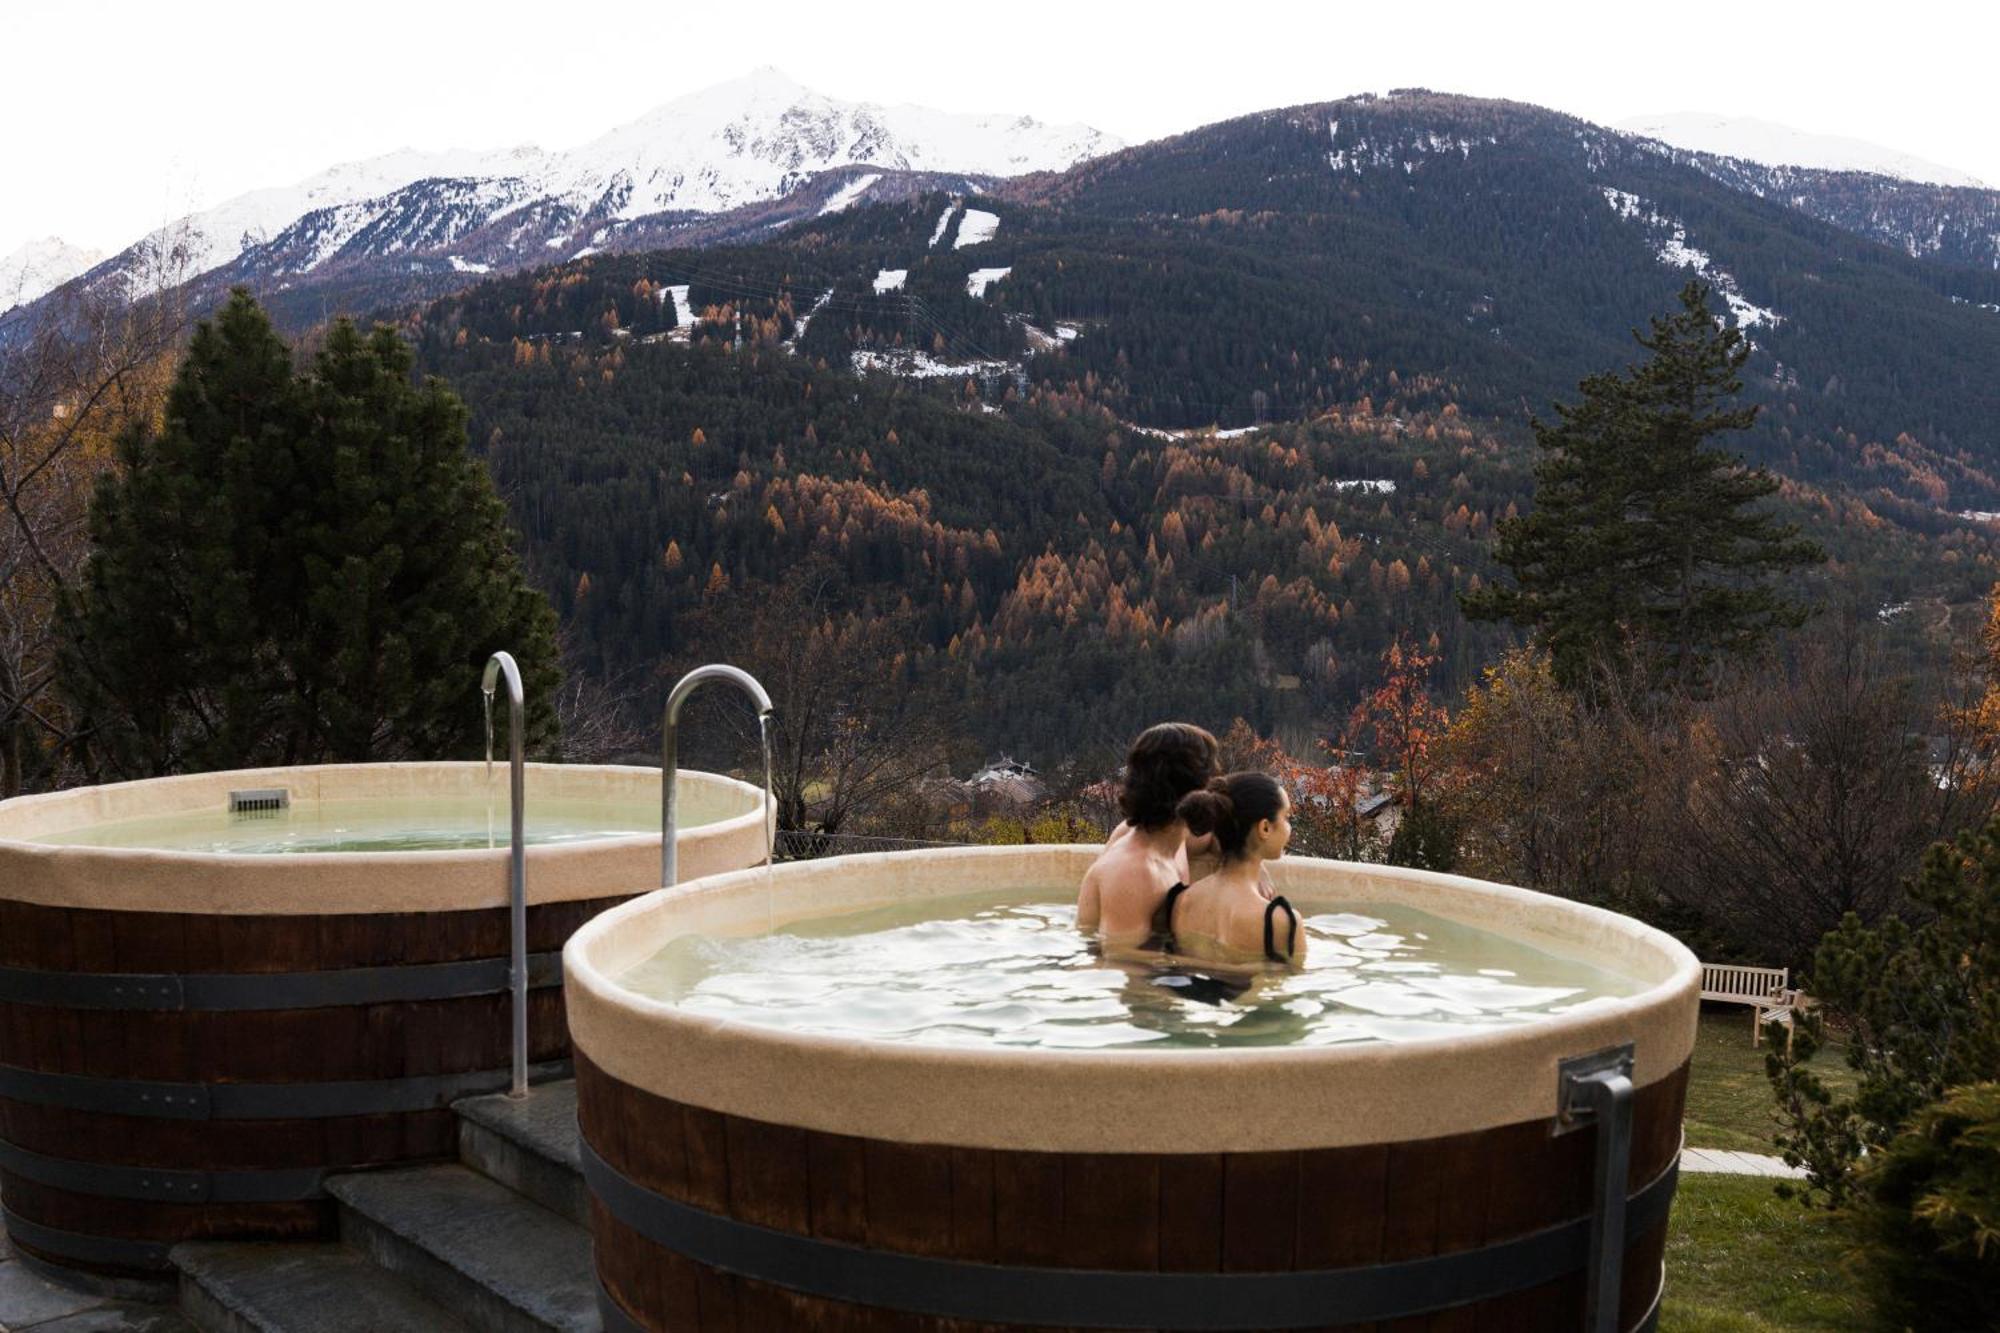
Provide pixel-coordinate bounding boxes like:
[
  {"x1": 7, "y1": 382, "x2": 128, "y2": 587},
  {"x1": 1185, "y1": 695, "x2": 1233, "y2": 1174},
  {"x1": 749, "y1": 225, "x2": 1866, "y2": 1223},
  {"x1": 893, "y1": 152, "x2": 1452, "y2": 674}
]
[
  {"x1": 1418, "y1": 1132, "x2": 1492, "y2": 1333},
  {"x1": 865, "y1": 1140, "x2": 957, "y2": 1258},
  {"x1": 681, "y1": 1104, "x2": 733, "y2": 1215},
  {"x1": 725, "y1": 1112, "x2": 810, "y2": 1231},
  {"x1": 1158, "y1": 1151, "x2": 1224, "y2": 1273},
  {"x1": 950, "y1": 1147, "x2": 997, "y2": 1260},
  {"x1": 1293, "y1": 1144, "x2": 1386, "y2": 1332},
  {"x1": 1061, "y1": 1153, "x2": 1158, "y2": 1271},
  {"x1": 1221, "y1": 1149, "x2": 1299, "y2": 1272},
  {"x1": 991, "y1": 1148, "x2": 1064, "y2": 1267},
  {"x1": 807, "y1": 1129, "x2": 868, "y2": 1244}
]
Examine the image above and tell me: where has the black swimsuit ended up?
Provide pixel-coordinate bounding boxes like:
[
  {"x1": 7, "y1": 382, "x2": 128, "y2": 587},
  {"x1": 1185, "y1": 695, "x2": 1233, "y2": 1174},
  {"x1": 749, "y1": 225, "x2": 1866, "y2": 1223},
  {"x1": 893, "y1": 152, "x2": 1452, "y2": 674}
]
[
  {"x1": 1144, "y1": 882, "x2": 1191, "y2": 953},
  {"x1": 1152, "y1": 883, "x2": 1300, "y2": 963}
]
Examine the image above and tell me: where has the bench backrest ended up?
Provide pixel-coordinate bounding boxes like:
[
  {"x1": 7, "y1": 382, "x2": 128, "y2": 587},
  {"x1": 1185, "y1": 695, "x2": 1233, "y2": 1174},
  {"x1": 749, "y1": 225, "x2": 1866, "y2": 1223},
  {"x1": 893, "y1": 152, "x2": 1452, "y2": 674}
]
[{"x1": 1700, "y1": 962, "x2": 1788, "y2": 1003}]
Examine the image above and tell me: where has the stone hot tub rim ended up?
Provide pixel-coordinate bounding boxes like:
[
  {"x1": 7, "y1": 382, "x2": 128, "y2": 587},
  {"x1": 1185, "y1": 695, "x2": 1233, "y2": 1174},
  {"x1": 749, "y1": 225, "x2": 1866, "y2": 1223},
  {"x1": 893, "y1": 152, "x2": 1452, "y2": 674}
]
[
  {"x1": 0, "y1": 760, "x2": 772, "y2": 915},
  {"x1": 564, "y1": 844, "x2": 1701, "y2": 1156}
]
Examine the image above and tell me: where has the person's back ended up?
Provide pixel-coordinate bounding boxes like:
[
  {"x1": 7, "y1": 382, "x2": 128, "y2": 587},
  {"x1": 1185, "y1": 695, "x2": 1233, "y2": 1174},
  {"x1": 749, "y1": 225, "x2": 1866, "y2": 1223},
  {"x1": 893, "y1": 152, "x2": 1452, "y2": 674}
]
[
  {"x1": 1161, "y1": 772, "x2": 1305, "y2": 968},
  {"x1": 1077, "y1": 723, "x2": 1219, "y2": 950}
]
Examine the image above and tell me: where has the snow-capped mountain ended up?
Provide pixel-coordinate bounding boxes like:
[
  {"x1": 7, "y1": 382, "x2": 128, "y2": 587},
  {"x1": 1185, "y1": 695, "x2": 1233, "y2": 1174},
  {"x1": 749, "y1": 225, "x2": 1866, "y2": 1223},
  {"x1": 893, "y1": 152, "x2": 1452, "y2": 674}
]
[
  {"x1": 1615, "y1": 113, "x2": 1985, "y2": 188},
  {"x1": 1, "y1": 237, "x2": 107, "y2": 313},
  {"x1": 15, "y1": 68, "x2": 1116, "y2": 333}
]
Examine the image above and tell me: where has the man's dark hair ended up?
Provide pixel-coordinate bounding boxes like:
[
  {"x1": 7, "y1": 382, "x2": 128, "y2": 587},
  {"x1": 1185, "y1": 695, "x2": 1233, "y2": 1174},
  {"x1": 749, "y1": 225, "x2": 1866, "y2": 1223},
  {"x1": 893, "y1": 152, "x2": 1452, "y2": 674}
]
[{"x1": 1118, "y1": 722, "x2": 1221, "y2": 829}]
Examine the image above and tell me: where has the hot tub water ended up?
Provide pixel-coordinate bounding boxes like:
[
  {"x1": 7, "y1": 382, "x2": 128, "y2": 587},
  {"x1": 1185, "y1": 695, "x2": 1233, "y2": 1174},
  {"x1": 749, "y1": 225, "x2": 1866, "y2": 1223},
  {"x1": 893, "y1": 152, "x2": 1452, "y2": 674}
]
[{"x1": 617, "y1": 889, "x2": 1648, "y2": 1049}]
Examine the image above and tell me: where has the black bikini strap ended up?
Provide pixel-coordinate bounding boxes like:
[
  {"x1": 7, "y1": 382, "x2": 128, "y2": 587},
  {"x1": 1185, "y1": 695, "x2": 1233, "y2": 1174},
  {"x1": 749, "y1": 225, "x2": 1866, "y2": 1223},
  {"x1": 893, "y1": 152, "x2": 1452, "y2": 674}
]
[
  {"x1": 1150, "y1": 882, "x2": 1191, "y2": 943},
  {"x1": 1264, "y1": 895, "x2": 1298, "y2": 962}
]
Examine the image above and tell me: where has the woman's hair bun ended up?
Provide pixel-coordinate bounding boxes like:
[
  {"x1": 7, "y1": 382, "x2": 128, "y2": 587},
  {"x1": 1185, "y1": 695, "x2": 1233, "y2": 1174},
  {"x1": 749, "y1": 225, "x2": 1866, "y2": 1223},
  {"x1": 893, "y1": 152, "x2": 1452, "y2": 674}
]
[
  {"x1": 1175, "y1": 787, "x2": 1234, "y2": 837},
  {"x1": 1181, "y1": 771, "x2": 1286, "y2": 860}
]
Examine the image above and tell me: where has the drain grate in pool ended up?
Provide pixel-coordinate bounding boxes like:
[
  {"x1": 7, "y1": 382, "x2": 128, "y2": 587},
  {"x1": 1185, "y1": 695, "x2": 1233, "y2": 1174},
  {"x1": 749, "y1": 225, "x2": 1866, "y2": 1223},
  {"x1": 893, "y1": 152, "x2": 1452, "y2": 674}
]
[{"x1": 227, "y1": 788, "x2": 291, "y2": 817}]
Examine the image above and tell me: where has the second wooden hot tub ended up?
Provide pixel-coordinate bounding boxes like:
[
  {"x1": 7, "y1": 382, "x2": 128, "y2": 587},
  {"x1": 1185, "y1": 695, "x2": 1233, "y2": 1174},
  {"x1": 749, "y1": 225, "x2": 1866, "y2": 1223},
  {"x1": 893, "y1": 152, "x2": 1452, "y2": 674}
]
[{"x1": 0, "y1": 761, "x2": 770, "y2": 1278}]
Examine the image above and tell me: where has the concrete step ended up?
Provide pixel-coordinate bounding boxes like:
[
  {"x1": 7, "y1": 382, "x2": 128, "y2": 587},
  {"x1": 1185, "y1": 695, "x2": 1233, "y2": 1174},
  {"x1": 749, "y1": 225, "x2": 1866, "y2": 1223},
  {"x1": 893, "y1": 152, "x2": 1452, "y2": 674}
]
[
  {"x1": 326, "y1": 1166, "x2": 597, "y2": 1333},
  {"x1": 455, "y1": 1081, "x2": 587, "y2": 1226},
  {"x1": 172, "y1": 1242, "x2": 470, "y2": 1333}
]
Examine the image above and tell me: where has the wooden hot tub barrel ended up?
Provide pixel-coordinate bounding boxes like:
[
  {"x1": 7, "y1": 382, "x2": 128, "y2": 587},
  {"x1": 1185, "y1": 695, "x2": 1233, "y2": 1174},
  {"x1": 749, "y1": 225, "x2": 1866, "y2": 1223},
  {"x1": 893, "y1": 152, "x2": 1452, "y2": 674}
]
[
  {"x1": 565, "y1": 848, "x2": 1702, "y2": 1332},
  {"x1": 0, "y1": 762, "x2": 771, "y2": 1278}
]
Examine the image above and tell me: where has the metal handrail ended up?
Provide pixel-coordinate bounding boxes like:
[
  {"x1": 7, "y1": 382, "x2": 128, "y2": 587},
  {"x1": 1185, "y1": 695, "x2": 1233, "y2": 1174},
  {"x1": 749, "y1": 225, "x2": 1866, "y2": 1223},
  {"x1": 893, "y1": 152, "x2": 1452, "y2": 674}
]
[
  {"x1": 661, "y1": 664, "x2": 774, "y2": 887},
  {"x1": 481, "y1": 651, "x2": 528, "y2": 1100}
]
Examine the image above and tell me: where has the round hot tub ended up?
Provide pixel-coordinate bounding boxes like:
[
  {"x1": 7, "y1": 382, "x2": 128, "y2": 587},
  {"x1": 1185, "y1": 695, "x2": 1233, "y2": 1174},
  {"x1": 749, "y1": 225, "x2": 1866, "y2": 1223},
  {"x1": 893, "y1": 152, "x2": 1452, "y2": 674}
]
[
  {"x1": 0, "y1": 761, "x2": 770, "y2": 1278},
  {"x1": 566, "y1": 846, "x2": 1699, "y2": 1332}
]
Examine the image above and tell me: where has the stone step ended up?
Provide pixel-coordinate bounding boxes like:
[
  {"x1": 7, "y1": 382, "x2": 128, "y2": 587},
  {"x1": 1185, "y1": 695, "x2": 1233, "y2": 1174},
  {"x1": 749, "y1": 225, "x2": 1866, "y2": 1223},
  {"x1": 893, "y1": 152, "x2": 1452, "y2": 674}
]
[
  {"x1": 326, "y1": 1166, "x2": 598, "y2": 1333},
  {"x1": 455, "y1": 1081, "x2": 587, "y2": 1226},
  {"x1": 173, "y1": 1242, "x2": 470, "y2": 1333}
]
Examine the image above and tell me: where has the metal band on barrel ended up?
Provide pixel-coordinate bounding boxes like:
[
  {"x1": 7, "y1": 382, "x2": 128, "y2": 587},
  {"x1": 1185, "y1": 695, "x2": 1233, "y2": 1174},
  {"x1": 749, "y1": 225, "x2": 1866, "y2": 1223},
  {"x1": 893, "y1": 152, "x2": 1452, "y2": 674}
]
[
  {"x1": 0, "y1": 951, "x2": 563, "y2": 1011},
  {"x1": 1, "y1": 1206, "x2": 173, "y2": 1269},
  {"x1": 581, "y1": 1136, "x2": 1677, "y2": 1330},
  {"x1": 0, "y1": 1138, "x2": 331, "y2": 1203},
  {"x1": 0, "y1": 1060, "x2": 571, "y2": 1120}
]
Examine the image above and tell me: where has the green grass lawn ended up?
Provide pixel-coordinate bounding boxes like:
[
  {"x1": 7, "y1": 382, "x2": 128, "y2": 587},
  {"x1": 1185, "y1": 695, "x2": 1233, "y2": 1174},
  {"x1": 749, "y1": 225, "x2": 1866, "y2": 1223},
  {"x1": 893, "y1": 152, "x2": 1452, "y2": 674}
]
[
  {"x1": 1661, "y1": 1174, "x2": 1871, "y2": 1332},
  {"x1": 1682, "y1": 1008, "x2": 1860, "y2": 1154}
]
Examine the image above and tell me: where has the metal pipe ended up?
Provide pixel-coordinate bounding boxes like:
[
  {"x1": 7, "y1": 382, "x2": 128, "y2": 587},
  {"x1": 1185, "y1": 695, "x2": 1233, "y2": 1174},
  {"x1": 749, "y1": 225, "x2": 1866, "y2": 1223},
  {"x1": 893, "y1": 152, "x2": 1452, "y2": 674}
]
[
  {"x1": 1556, "y1": 1045, "x2": 1636, "y2": 1333},
  {"x1": 481, "y1": 651, "x2": 528, "y2": 1100},
  {"x1": 661, "y1": 664, "x2": 774, "y2": 888}
]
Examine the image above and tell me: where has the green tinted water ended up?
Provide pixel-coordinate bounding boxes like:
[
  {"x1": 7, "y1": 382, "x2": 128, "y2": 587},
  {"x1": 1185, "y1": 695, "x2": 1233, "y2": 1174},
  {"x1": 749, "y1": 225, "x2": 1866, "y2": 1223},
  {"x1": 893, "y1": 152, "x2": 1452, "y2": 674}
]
[
  {"x1": 38, "y1": 795, "x2": 707, "y2": 854},
  {"x1": 616, "y1": 890, "x2": 1648, "y2": 1049}
]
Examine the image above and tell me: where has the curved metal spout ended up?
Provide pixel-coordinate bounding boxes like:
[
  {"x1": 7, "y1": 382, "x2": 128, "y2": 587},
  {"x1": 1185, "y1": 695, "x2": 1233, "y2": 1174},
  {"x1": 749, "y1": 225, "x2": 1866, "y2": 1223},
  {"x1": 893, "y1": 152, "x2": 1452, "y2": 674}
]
[
  {"x1": 662, "y1": 664, "x2": 774, "y2": 888},
  {"x1": 481, "y1": 651, "x2": 528, "y2": 1099}
]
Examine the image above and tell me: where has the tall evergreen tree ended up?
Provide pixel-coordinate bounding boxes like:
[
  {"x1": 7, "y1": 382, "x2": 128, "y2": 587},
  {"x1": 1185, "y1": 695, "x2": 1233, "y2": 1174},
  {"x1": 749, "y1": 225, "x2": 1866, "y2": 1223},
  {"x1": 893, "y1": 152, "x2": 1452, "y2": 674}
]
[
  {"x1": 1461, "y1": 281, "x2": 1824, "y2": 693},
  {"x1": 62, "y1": 290, "x2": 559, "y2": 776}
]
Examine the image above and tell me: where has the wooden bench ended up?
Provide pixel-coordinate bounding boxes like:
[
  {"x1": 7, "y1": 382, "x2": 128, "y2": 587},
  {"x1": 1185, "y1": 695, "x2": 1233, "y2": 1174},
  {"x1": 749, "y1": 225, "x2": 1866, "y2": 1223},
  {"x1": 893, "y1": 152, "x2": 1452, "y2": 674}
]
[{"x1": 1700, "y1": 963, "x2": 1804, "y2": 1049}]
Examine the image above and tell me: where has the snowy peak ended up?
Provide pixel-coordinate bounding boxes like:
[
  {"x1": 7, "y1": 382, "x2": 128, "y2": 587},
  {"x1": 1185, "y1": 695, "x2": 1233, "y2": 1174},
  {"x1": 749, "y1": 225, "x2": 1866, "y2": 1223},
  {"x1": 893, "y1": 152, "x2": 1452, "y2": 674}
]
[
  {"x1": 1, "y1": 236, "x2": 107, "y2": 312},
  {"x1": 1615, "y1": 113, "x2": 1985, "y2": 189},
  {"x1": 566, "y1": 68, "x2": 1119, "y2": 219},
  {"x1": 34, "y1": 69, "x2": 1117, "y2": 317}
]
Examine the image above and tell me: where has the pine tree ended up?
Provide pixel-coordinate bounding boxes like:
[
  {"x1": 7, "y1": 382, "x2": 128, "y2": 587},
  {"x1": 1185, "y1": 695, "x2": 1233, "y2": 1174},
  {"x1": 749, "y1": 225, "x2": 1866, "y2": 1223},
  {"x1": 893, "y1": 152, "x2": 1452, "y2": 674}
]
[
  {"x1": 62, "y1": 290, "x2": 560, "y2": 775},
  {"x1": 1461, "y1": 281, "x2": 1823, "y2": 694}
]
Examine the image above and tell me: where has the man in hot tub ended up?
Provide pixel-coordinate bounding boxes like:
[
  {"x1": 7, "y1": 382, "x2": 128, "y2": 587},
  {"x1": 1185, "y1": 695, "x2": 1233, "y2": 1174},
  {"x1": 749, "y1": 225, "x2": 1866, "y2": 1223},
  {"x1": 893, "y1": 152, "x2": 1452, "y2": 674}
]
[{"x1": 1076, "y1": 722, "x2": 1219, "y2": 952}]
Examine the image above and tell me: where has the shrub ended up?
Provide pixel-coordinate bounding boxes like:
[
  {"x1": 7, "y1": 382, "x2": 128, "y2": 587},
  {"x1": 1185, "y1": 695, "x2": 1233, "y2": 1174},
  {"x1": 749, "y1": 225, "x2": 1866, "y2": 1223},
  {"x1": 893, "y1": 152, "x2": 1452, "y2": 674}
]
[{"x1": 1845, "y1": 1081, "x2": 2000, "y2": 1330}]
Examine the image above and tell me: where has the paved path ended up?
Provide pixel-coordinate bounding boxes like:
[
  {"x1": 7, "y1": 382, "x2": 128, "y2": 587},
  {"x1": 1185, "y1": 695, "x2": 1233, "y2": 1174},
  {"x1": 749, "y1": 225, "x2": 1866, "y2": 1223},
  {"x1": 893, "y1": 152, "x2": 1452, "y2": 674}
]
[
  {"x1": 1680, "y1": 1146, "x2": 1807, "y2": 1178},
  {"x1": 0, "y1": 1239, "x2": 188, "y2": 1333}
]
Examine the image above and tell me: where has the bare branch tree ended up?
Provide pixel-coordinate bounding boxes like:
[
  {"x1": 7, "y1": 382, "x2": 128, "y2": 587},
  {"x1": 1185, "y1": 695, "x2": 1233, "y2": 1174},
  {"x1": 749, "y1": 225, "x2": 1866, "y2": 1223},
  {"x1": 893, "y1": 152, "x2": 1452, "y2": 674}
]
[{"x1": 0, "y1": 243, "x2": 190, "y2": 794}]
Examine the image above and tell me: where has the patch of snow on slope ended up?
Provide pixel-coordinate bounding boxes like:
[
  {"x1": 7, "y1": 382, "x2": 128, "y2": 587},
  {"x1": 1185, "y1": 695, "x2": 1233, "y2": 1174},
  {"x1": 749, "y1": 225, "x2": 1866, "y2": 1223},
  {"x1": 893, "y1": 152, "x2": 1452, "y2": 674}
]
[
  {"x1": 872, "y1": 268, "x2": 907, "y2": 293},
  {"x1": 1600, "y1": 187, "x2": 1783, "y2": 329},
  {"x1": 953, "y1": 209, "x2": 999, "y2": 248},
  {"x1": 1614, "y1": 113, "x2": 1985, "y2": 188},
  {"x1": 1334, "y1": 479, "x2": 1396, "y2": 494},
  {"x1": 818, "y1": 172, "x2": 883, "y2": 215},
  {"x1": 928, "y1": 203, "x2": 958, "y2": 248},
  {"x1": 661, "y1": 284, "x2": 696, "y2": 330},
  {"x1": 851, "y1": 348, "x2": 1016, "y2": 379},
  {"x1": 544, "y1": 235, "x2": 570, "y2": 249},
  {"x1": 1327, "y1": 120, "x2": 1498, "y2": 175},
  {"x1": 792, "y1": 288, "x2": 833, "y2": 341},
  {"x1": 448, "y1": 256, "x2": 491, "y2": 273},
  {"x1": 965, "y1": 266, "x2": 1011, "y2": 298}
]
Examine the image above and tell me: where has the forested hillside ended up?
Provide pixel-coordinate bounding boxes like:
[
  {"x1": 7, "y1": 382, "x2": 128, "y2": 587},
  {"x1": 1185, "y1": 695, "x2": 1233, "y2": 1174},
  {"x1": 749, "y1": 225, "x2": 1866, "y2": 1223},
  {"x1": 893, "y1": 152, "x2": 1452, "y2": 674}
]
[{"x1": 411, "y1": 259, "x2": 1996, "y2": 763}]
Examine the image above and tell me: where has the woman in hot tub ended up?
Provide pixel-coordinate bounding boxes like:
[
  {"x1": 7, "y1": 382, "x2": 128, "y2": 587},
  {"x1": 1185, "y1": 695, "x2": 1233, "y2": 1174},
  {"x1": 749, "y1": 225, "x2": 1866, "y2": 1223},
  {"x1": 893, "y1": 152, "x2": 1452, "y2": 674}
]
[{"x1": 1153, "y1": 771, "x2": 1305, "y2": 968}]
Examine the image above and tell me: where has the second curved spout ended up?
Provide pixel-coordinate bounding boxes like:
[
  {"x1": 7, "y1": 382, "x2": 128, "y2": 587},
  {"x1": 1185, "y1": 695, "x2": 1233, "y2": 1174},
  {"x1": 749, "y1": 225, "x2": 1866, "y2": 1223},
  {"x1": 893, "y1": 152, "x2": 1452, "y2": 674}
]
[
  {"x1": 662, "y1": 664, "x2": 775, "y2": 888},
  {"x1": 481, "y1": 650, "x2": 527, "y2": 1099}
]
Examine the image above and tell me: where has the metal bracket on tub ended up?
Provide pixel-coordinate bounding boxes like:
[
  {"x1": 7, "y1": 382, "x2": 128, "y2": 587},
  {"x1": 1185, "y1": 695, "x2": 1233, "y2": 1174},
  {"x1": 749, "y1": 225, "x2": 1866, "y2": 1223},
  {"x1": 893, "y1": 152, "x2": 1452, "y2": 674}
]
[{"x1": 1555, "y1": 1042, "x2": 1636, "y2": 1333}]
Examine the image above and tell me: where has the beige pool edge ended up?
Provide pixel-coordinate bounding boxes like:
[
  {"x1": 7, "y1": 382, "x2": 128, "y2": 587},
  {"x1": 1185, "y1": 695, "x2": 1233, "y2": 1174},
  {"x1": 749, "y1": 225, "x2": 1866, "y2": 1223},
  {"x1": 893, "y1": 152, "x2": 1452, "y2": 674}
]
[
  {"x1": 564, "y1": 846, "x2": 1701, "y2": 1153},
  {"x1": 0, "y1": 762, "x2": 773, "y2": 914}
]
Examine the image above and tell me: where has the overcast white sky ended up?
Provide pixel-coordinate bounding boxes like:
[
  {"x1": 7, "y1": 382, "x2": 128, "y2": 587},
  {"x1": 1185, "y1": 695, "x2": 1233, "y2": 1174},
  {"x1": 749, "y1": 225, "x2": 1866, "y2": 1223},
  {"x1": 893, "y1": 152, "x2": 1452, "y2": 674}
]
[{"x1": 3, "y1": 0, "x2": 1995, "y2": 260}]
